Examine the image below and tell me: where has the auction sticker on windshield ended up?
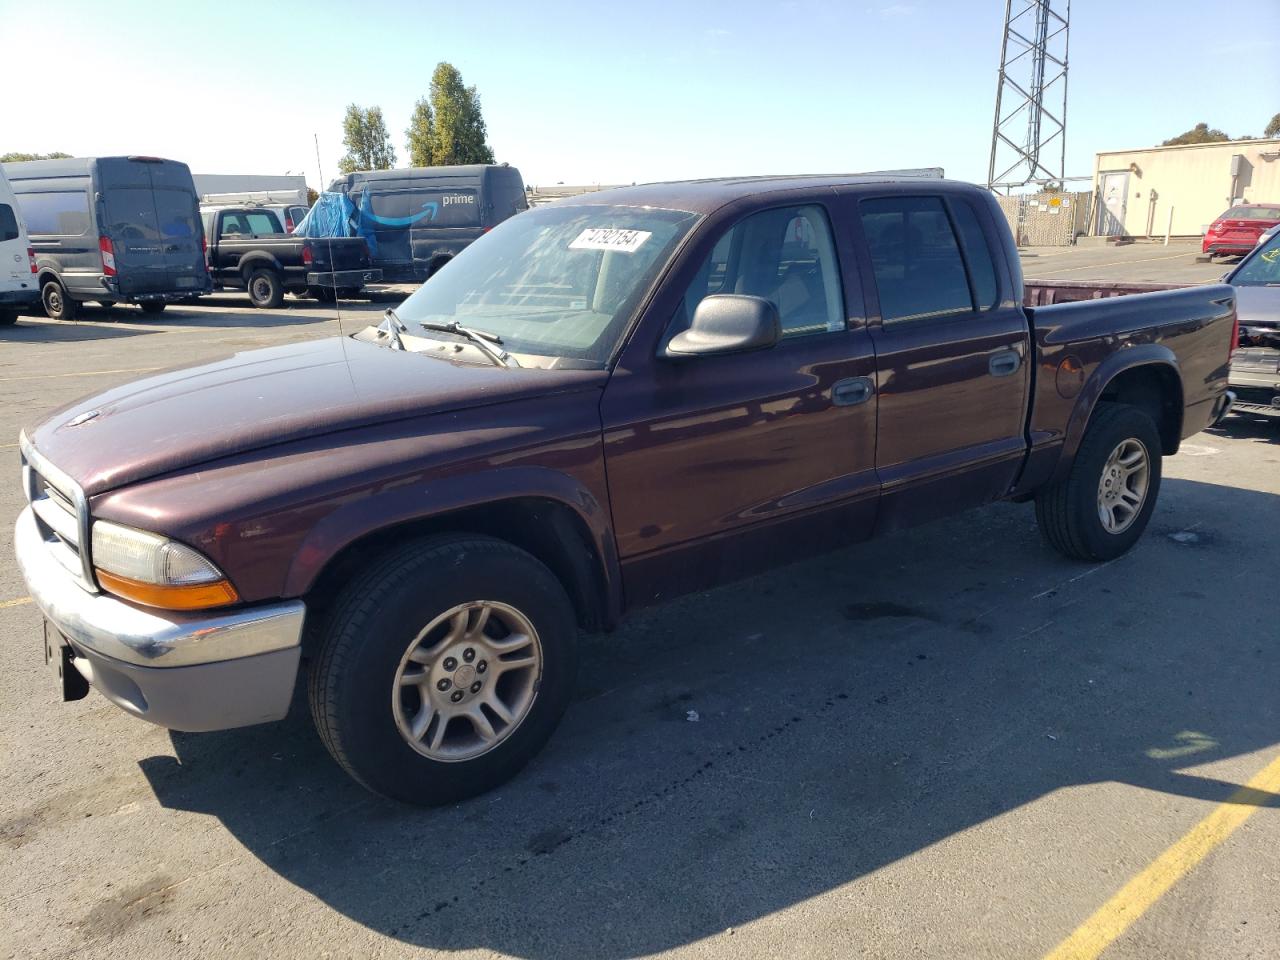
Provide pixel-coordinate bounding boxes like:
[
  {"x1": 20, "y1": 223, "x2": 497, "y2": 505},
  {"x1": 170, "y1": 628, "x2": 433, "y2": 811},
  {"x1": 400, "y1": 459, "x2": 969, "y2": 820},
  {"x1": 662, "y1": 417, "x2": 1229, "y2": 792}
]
[{"x1": 569, "y1": 228, "x2": 652, "y2": 253}]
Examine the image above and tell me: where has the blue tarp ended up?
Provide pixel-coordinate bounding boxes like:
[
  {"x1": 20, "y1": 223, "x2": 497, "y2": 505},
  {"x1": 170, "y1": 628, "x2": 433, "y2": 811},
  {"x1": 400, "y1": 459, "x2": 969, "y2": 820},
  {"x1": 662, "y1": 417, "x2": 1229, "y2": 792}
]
[{"x1": 293, "y1": 191, "x2": 357, "y2": 243}]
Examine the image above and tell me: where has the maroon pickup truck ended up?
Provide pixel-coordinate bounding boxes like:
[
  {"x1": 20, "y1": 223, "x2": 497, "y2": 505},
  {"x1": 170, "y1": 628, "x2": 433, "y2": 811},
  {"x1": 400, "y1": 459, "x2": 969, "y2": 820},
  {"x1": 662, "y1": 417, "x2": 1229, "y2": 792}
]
[{"x1": 14, "y1": 175, "x2": 1237, "y2": 805}]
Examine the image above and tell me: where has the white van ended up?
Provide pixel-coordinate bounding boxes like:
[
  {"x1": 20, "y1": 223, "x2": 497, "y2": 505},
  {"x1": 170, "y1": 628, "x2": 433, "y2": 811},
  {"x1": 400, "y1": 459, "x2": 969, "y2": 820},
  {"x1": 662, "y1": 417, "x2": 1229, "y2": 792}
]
[{"x1": 0, "y1": 167, "x2": 39, "y2": 326}]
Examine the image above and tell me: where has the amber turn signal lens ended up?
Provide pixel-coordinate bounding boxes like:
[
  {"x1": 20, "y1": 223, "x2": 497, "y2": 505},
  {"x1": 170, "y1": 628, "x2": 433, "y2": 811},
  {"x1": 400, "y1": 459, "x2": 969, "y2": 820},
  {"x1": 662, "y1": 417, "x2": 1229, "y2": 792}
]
[{"x1": 95, "y1": 569, "x2": 240, "y2": 611}]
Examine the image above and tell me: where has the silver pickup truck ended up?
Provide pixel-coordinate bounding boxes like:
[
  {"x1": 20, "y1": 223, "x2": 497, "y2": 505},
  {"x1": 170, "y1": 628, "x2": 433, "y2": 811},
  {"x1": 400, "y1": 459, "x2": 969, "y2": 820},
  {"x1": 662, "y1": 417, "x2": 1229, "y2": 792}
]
[{"x1": 1227, "y1": 231, "x2": 1280, "y2": 419}]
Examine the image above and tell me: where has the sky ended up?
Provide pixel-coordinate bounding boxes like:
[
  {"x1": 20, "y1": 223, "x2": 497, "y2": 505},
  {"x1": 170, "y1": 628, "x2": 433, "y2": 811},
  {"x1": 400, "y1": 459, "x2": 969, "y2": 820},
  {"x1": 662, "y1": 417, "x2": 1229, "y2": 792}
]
[{"x1": 3, "y1": 0, "x2": 1277, "y2": 192}]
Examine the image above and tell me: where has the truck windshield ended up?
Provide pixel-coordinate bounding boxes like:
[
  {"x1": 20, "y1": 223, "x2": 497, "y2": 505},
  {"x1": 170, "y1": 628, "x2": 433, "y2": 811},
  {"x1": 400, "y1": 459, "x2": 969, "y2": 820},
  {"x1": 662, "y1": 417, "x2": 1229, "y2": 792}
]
[
  {"x1": 1232, "y1": 234, "x2": 1280, "y2": 286},
  {"x1": 392, "y1": 204, "x2": 699, "y2": 366}
]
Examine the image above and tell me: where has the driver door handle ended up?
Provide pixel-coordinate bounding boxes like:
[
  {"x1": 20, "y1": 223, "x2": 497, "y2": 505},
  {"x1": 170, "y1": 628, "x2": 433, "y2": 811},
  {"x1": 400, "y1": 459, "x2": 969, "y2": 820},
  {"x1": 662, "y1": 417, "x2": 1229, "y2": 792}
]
[{"x1": 833, "y1": 376, "x2": 875, "y2": 406}]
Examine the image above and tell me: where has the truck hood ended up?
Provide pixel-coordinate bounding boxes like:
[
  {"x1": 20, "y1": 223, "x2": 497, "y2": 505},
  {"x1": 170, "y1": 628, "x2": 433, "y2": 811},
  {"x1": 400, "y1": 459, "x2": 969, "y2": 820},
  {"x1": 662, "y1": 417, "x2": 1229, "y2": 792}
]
[
  {"x1": 26, "y1": 337, "x2": 606, "y2": 496},
  {"x1": 1234, "y1": 285, "x2": 1280, "y2": 329}
]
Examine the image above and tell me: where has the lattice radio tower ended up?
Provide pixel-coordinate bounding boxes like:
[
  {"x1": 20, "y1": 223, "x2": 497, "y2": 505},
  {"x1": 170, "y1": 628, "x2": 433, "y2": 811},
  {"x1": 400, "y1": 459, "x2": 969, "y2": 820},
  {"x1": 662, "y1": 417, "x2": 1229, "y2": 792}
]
[{"x1": 987, "y1": 0, "x2": 1070, "y2": 193}]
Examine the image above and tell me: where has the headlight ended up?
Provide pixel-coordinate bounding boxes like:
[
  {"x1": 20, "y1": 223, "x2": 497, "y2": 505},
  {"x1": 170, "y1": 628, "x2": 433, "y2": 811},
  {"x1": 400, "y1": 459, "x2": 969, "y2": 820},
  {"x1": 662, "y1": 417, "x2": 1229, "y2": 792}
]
[{"x1": 90, "y1": 520, "x2": 239, "y2": 610}]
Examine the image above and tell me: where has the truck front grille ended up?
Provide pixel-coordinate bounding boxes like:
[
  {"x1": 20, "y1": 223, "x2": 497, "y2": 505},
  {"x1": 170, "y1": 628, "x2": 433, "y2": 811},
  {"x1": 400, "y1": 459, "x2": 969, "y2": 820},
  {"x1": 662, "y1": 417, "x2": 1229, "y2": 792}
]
[{"x1": 20, "y1": 434, "x2": 96, "y2": 592}]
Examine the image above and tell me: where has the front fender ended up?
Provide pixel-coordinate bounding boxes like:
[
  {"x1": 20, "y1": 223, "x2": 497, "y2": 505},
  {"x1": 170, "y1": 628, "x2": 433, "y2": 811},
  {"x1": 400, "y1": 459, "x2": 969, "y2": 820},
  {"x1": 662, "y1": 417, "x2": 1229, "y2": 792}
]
[{"x1": 282, "y1": 465, "x2": 623, "y2": 623}]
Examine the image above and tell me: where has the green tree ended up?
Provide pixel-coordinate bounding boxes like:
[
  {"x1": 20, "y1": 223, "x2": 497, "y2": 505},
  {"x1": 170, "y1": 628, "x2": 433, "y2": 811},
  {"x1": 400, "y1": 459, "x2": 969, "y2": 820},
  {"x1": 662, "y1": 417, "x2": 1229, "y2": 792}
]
[
  {"x1": 337, "y1": 104, "x2": 396, "y2": 174},
  {"x1": 426, "y1": 62, "x2": 495, "y2": 165},
  {"x1": 405, "y1": 97, "x2": 435, "y2": 167},
  {"x1": 1265, "y1": 113, "x2": 1280, "y2": 139},
  {"x1": 1161, "y1": 123, "x2": 1230, "y2": 146},
  {"x1": 0, "y1": 151, "x2": 72, "y2": 162}
]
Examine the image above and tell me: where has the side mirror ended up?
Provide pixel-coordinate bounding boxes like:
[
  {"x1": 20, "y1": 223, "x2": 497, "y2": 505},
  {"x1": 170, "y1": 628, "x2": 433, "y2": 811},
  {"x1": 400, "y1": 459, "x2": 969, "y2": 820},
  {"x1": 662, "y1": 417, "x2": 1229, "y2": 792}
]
[{"x1": 664, "y1": 294, "x2": 781, "y2": 359}]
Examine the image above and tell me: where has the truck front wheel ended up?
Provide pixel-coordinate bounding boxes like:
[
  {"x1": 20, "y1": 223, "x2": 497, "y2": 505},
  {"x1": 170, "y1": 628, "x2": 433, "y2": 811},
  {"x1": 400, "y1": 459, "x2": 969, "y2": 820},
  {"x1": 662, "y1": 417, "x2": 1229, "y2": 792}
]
[
  {"x1": 246, "y1": 269, "x2": 284, "y2": 309},
  {"x1": 1035, "y1": 403, "x2": 1163, "y2": 561},
  {"x1": 308, "y1": 535, "x2": 578, "y2": 805}
]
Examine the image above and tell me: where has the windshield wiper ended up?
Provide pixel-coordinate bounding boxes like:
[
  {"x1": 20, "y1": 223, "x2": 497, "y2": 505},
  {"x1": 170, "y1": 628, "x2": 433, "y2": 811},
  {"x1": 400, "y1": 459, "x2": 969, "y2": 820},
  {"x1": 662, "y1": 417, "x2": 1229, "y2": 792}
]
[
  {"x1": 377, "y1": 308, "x2": 407, "y2": 351},
  {"x1": 418, "y1": 320, "x2": 518, "y2": 368}
]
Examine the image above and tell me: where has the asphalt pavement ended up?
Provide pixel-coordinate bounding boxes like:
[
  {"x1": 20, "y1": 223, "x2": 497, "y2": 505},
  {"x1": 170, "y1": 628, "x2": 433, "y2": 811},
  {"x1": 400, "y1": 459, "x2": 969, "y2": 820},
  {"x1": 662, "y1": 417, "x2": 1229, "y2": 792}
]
[{"x1": 0, "y1": 293, "x2": 1276, "y2": 960}]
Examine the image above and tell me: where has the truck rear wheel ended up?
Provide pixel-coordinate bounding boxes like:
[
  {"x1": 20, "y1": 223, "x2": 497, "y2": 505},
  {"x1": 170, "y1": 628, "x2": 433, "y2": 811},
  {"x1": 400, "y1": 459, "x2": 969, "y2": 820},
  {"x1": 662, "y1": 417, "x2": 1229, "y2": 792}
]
[
  {"x1": 139, "y1": 302, "x2": 166, "y2": 315},
  {"x1": 246, "y1": 269, "x2": 284, "y2": 309},
  {"x1": 41, "y1": 280, "x2": 77, "y2": 321},
  {"x1": 308, "y1": 535, "x2": 578, "y2": 805},
  {"x1": 1035, "y1": 403, "x2": 1163, "y2": 561}
]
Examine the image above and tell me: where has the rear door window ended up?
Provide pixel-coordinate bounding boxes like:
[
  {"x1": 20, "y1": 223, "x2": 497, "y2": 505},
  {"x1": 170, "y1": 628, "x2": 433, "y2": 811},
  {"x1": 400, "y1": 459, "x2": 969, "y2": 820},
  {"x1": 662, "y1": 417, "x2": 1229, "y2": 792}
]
[
  {"x1": 948, "y1": 200, "x2": 999, "y2": 310},
  {"x1": 16, "y1": 191, "x2": 91, "y2": 236},
  {"x1": 859, "y1": 196, "x2": 982, "y2": 324},
  {"x1": 153, "y1": 189, "x2": 198, "y2": 239},
  {"x1": 0, "y1": 204, "x2": 19, "y2": 242},
  {"x1": 105, "y1": 188, "x2": 162, "y2": 241}
]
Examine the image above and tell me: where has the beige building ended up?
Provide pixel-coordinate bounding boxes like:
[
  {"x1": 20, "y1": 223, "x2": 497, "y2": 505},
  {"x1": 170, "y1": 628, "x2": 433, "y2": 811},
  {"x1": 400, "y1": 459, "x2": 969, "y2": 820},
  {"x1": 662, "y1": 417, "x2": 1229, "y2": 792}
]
[{"x1": 1092, "y1": 139, "x2": 1280, "y2": 238}]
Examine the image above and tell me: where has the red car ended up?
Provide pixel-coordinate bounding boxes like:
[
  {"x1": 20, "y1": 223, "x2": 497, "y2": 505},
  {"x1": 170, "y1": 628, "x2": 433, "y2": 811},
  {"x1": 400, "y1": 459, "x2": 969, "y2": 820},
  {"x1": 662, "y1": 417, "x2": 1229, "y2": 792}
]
[{"x1": 1203, "y1": 202, "x2": 1280, "y2": 257}]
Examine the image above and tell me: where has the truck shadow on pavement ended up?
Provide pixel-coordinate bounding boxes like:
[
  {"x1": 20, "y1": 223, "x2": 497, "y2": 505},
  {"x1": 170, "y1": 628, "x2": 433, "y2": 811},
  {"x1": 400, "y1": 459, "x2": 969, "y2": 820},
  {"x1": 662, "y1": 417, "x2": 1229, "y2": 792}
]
[
  {"x1": 139, "y1": 478, "x2": 1279, "y2": 959},
  {"x1": 1209, "y1": 415, "x2": 1280, "y2": 445}
]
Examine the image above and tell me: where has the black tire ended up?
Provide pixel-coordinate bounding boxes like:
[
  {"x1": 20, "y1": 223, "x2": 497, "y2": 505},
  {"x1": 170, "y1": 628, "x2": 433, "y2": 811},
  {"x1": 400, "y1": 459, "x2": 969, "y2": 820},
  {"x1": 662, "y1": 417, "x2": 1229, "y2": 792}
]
[
  {"x1": 1035, "y1": 403, "x2": 1163, "y2": 561},
  {"x1": 0, "y1": 309, "x2": 17, "y2": 327},
  {"x1": 308, "y1": 534, "x2": 578, "y2": 805},
  {"x1": 309, "y1": 286, "x2": 336, "y2": 303},
  {"x1": 246, "y1": 268, "x2": 284, "y2": 309},
  {"x1": 335, "y1": 286, "x2": 361, "y2": 299},
  {"x1": 41, "y1": 280, "x2": 77, "y2": 321},
  {"x1": 139, "y1": 301, "x2": 166, "y2": 315}
]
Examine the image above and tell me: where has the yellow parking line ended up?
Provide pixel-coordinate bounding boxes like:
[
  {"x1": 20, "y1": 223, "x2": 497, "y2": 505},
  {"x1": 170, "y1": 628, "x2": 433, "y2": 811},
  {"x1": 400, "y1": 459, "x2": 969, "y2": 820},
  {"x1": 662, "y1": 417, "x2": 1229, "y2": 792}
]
[
  {"x1": 0, "y1": 366, "x2": 160, "y2": 383},
  {"x1": 0, "y1": 597, "x2": 32, "y2": 609},
  {"x1": 1043, "y1": 753, "x2": 1280, "y2": 960},
  {"x1": 1042, "y1": 252, "x2": 1198, "y2": 275}
]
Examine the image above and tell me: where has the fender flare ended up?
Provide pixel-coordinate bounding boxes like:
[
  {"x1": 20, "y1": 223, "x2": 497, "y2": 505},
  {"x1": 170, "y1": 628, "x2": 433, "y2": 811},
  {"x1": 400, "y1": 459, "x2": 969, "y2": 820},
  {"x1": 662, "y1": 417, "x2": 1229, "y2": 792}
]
[
  {"x1": 282, "y1": 465, "x2": 623, "y2": 627},
  {"x1": 1054, "y1": 344, "x2": 1183, "y2": 482},
  {"x1": 35, "y1": 266, "x2": 64, "y2": 289},
  {"x1": 236, "y1": 252, "x2": 284, "y2": 277}
]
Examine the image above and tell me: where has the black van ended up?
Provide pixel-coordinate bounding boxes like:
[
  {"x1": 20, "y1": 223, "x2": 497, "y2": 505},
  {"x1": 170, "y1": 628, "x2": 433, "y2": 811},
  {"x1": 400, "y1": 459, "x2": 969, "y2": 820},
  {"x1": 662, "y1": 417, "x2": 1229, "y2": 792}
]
[
  {"x1": 325, "y1": 163, "x2": 526, "y2": 283},
  {"x1": 2, "y1": 156, "x2": 211, "y2": 319}
]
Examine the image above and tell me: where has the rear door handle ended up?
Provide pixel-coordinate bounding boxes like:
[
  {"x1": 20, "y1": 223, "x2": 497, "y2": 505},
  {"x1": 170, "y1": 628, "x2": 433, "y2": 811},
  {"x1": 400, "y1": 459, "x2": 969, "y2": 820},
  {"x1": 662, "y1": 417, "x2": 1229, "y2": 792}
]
[
  {"x1": 833, "y1": 376, "x2": 875, "y2": 406},
  {"x1": 988, "y1": 349, "x2": 1022, "y2": 377}
]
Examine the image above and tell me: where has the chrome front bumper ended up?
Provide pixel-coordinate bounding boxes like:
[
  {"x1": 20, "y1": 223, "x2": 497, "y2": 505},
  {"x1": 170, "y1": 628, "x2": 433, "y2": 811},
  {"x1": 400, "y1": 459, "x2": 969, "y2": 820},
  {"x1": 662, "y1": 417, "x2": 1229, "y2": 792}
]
[{"x1": 15, "y1": 506, "x2": 305, "y2": 730}]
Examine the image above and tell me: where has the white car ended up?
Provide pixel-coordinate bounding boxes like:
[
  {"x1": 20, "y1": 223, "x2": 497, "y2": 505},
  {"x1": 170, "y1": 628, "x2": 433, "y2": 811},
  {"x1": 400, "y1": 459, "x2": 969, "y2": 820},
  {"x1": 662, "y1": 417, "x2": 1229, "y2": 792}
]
[{"x1": 0, "y1": 167, "x2": 39, "y2": 326}]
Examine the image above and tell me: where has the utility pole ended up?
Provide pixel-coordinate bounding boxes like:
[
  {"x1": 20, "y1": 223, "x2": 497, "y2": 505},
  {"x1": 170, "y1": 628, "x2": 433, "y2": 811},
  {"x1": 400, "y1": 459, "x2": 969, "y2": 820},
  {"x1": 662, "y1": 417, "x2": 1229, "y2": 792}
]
[{"x1": 987, "y1": 0, "x2": 1070, "y2": 193}]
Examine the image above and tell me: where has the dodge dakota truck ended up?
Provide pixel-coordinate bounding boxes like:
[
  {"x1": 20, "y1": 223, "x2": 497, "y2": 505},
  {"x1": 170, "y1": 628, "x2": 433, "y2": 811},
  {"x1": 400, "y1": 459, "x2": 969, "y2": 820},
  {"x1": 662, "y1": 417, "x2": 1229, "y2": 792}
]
[{"x1": 14, "y1": 175, "x2": 1237, "y2": 805}]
